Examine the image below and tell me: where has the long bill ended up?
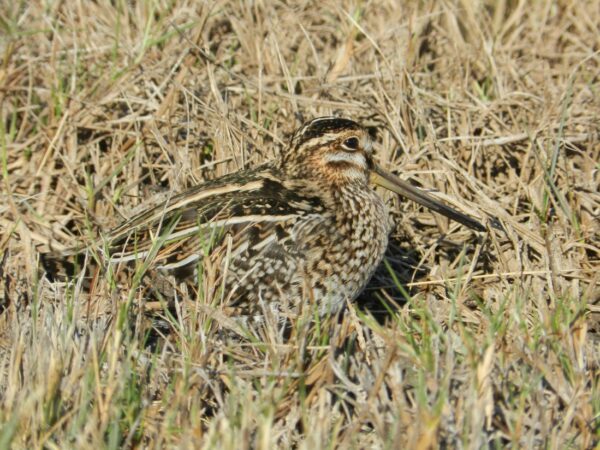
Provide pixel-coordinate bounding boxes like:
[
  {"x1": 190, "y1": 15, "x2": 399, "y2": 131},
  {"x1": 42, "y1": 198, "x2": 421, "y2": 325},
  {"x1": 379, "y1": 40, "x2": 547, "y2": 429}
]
[{"x1": 370, "y1": 165, "x2": 485, "y2": 232}]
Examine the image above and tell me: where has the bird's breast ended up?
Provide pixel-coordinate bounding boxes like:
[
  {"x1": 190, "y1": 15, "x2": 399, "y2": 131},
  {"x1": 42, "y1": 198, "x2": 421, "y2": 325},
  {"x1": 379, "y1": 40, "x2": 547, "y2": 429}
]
[{"x1": 300, "y1": 186, "x2": 391, "y2": 312}]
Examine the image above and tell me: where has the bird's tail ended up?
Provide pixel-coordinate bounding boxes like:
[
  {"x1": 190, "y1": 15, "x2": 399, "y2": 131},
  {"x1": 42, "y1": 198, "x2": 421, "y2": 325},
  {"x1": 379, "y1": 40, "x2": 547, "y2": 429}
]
[{"x1": 40, "y1": 248, "x2": 99, "y2": 283}]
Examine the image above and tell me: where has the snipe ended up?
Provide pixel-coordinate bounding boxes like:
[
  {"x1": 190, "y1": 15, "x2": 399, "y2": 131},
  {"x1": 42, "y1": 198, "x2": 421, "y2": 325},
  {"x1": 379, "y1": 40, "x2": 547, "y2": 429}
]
[{"x1": 43, "y1": 117, "x2": 484, "y2": 316}]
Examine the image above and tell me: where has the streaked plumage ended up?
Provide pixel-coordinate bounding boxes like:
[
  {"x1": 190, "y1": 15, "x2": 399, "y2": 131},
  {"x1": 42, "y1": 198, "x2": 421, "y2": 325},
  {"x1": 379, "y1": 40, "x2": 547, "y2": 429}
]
[{"x1": 42, "y1": 117, "x2": 483, "y2": 316}]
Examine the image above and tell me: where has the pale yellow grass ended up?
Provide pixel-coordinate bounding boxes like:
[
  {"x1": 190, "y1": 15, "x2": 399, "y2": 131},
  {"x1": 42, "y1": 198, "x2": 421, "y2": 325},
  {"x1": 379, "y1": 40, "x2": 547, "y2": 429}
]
[{"x1": 0, "y1": 0, "x2": 598, "y2": 448}]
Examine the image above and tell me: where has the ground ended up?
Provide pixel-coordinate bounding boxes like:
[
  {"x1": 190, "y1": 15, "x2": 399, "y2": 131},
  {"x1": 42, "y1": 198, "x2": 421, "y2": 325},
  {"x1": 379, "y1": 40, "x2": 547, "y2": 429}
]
[{"x1": 0, "y1": 1, "x2": 599, "y2": 448}]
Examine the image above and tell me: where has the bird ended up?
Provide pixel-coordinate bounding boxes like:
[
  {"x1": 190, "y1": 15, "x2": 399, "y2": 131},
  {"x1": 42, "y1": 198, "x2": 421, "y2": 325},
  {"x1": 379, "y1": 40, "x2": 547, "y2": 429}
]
[{"x1": 42, "y1": 117, "x2": 484, "y2": 317}]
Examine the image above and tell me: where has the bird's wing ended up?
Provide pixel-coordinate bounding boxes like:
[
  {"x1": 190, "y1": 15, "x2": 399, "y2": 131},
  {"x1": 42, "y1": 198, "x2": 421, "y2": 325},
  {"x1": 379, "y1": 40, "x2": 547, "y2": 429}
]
[{"x1": 101, "y1": 164, "x2": 327, "y2": 270}]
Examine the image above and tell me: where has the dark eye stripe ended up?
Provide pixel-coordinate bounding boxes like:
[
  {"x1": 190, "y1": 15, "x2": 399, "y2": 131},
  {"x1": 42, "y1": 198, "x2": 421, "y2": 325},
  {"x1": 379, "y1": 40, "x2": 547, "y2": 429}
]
[{"x1": 342, "y1": 137, "x2": 359, "y2": 150}]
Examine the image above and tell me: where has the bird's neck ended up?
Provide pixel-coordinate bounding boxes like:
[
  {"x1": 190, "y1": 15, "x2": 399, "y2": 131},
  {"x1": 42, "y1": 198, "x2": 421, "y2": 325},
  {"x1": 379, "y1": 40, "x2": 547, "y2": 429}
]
[{"x1": 329, "y1": 181, "x2": 377, "y2": 210}]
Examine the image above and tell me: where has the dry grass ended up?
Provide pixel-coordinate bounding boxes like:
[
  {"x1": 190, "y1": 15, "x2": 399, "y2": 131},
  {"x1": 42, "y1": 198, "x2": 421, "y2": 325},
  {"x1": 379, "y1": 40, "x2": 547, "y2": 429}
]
[{"x1": 1, "y1": 0, "x2": 599, "y2": 448}]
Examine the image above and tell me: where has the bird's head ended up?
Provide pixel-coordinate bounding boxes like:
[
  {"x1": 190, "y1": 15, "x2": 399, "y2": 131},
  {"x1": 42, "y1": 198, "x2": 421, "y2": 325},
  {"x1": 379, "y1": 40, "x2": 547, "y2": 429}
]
[{"x1": 282, "y1": 117, "x2": 374, "y2": 185}]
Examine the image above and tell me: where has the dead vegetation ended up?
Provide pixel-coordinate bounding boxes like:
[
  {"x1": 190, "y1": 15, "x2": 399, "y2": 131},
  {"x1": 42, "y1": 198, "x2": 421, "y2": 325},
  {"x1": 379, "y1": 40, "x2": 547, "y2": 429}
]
[{"x1": 1, "y1": 0, "x2": 599, "y2": 448}]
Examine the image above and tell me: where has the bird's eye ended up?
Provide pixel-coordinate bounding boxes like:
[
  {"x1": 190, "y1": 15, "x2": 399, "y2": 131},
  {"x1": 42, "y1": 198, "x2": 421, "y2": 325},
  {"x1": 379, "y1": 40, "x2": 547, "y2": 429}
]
[{"x1": 342, "y1": 137, "x2": 360, "y2": 151}]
